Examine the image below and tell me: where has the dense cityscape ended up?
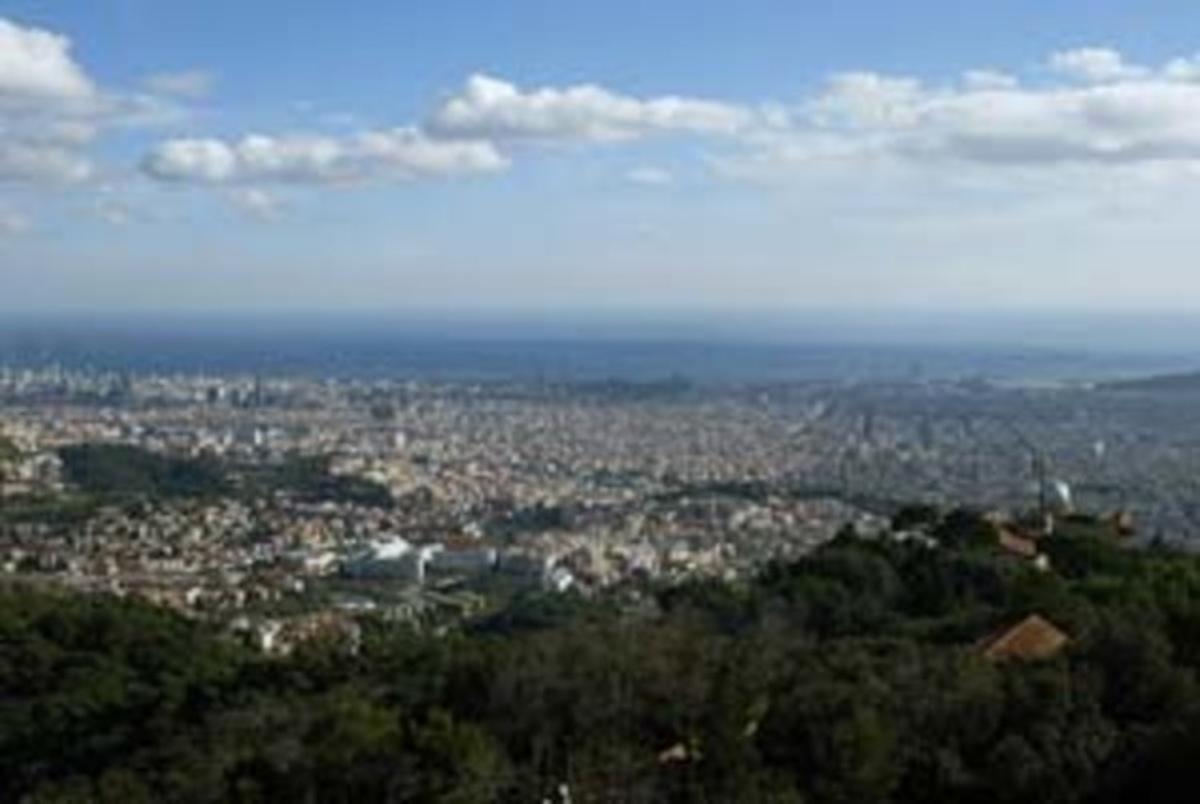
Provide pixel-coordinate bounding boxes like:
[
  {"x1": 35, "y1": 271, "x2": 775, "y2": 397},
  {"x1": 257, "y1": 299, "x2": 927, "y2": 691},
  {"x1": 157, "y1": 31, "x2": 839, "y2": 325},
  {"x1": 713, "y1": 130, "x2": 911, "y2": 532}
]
[{"x1": 3, "y1": 363, "x2": 1195, "y2": 655}]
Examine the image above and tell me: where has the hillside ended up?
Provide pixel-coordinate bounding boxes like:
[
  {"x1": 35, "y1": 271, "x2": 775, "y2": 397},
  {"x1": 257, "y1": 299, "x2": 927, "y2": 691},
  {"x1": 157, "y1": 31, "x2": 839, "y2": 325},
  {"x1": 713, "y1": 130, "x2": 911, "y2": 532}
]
[{"x1": 3, "y1": 508, "x2": 1200, "y2": 802}]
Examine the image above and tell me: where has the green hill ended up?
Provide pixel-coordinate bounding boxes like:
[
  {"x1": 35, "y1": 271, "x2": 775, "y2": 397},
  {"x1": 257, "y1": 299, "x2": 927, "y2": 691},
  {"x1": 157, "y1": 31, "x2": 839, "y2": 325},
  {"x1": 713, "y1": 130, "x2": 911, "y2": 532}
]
[{"x1": 4, "y1": 509, "x2": 1200, "y2": 802}]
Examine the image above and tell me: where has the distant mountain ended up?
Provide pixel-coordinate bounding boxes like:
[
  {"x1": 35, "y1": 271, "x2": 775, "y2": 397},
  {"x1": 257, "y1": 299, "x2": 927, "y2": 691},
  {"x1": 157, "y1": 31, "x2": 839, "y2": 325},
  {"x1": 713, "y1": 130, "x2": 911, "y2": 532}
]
[{"x1": 1101, "y1": 370, "x2": 1200, "y2": 392}]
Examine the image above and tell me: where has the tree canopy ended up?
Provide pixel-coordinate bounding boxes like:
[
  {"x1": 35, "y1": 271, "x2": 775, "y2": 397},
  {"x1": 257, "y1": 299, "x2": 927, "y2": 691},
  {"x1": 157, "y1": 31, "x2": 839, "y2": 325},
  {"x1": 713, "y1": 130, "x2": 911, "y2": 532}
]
[{"x1": 4, "y1": 510, "x2": 1200, "y2": 801}]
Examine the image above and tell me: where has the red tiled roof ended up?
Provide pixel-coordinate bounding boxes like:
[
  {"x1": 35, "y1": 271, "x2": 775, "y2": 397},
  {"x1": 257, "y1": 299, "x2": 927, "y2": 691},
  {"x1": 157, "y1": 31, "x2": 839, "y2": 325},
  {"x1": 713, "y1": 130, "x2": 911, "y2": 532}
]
[{"x1": 980, "y1": 614, "x2": 1069, "y2": 662}]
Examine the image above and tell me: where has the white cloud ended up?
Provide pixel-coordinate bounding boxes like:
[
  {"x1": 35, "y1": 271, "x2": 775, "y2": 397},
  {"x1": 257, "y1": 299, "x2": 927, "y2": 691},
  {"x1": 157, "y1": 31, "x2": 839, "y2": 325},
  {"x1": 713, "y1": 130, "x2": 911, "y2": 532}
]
[
  {"x1": 721, "y1": 48, "x2": 1200, "y2": 181},
  {"x1": 0, "y1": 17, "x2": 93, "y2": 103},
  {"x1": 354, "y1": 127, "x2": 508, "y2": 178},
  {"x1": 232, "y1": 135, "x2": 344, "y2": 181},
  {"x1": 226, "y1": 187, "x2": 281, "y2": 220},
  {"x1": 1049, "y1": 47, "x2": 1148, "y2": 83},
  {"x1": 0, "y1": 19, "x2": 220, "y2": 190},
  {"x1": 109, "y1": 42, "x2": 1200, "y2": 213},
  {"x1": 962, "y1": 70, "x2": 1018, "y2": 91},
  {"x1": 1163, "y1": 54, "x2": 1200, "y2": 82},
  {"x1": 812, "y1": 72, "x2": 924, "y2": 127},
  {"x1": 0, "y1": 17, "x2": 104, "y2": 183},
  {"x1": 142, "y1": 128, "x2": 507, "y2": 184},
  {"x1": 143, "y1": 138, "x2": 238, "y2": 182},
  {"x1": 143, "y1": 70, "x2": 215, "y2": 99},
  {"x1": 925, "y1": 82, "x2": 1200, "y2": 164},
  {"x1": 626, "y1": 166, "x2": 672, "y2": 186},
  {"x1": 0, "y1": 141, "x2": 90, "y2": 182},
  {"x1": 427, "y1": 73, "x2": 754, "y2": 143}
]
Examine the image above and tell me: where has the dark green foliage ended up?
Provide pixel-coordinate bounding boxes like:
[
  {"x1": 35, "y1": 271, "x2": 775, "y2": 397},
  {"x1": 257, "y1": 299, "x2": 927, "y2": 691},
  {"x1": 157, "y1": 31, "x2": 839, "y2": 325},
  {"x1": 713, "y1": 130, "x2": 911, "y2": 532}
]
[
  {"x1": 0, "y1": 588, "x2": 244, "y2": 801},
  {"x1": 760, "y1": 544, "x2": 904, "y2": 636},
  {"x1": 933, "y1": 507, "x2": 998, "y2": 550},
  {"x1": 6, "y1": 519, "x2": 1200, "y2": 801},
  {"x1": 1043, "y1": 531, "x2": 1133, "y2": 580},
  {"x1": 261, "y1": 454, "x2": 394, "y2": 508},
  {"x1": 500, "y1": 501, "x2": 571, "y2": 533},
  {"x1": 891, "y1": 503, "x2": 940, "y2": 532},
  {"x1": 472, "y1": 589, "x2": 608, "y2": 635},
  {"x1": 56, "y1": 443, "x2": 393, "y2": 509},
  {"x1": 0, "y1": 433, "x2": 17, "y2": 464},
  {"x1": 368, "y1": 402, "x2": 397, "y2": 421},
  {"x1": 0, "y1": 493, "x2": 102, "y2": 525},
  {"x1": 58, "y1": 443, "x2": 229, "y2": 499}
]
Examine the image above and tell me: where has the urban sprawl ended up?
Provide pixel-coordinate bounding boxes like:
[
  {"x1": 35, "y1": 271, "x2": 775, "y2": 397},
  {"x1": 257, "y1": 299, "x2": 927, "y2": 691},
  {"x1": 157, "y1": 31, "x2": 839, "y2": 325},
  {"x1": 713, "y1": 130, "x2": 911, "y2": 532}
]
[{"x1": 2, "y1": 365, "x2": 1195, "y2": 655}]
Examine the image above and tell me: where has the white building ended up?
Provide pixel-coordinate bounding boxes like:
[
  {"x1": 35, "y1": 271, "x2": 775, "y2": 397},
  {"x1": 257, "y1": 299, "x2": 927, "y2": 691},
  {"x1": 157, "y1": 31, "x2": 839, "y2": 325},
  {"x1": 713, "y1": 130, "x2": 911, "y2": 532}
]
[{"x1": 342, "y1": 536, "x2": 425, "y2": 581}]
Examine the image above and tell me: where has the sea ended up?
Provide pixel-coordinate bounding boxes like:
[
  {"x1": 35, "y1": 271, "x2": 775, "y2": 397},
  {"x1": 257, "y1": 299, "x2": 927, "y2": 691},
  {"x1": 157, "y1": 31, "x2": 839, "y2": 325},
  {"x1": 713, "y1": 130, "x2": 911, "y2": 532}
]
[{"x1": 0, "y1": 311, "x2": 1196, "y2": 385}]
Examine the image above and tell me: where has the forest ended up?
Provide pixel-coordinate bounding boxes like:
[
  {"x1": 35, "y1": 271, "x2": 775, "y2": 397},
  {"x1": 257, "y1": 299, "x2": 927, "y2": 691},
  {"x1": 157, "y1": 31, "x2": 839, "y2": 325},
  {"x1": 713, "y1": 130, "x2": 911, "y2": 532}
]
[
  {"x1": 55, "y1": 444, "x2": 393, "y2": 509},
  {"x1": 4, "y1": 510, "x2": 1200, "y2": 802}
]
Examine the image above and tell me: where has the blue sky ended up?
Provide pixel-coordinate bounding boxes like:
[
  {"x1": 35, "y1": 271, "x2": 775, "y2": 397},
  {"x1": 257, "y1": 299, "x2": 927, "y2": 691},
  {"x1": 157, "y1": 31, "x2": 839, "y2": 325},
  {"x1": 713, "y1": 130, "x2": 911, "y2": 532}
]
[{"x1": 5, "y1": 1, "x2": 1200, "y2": 313}]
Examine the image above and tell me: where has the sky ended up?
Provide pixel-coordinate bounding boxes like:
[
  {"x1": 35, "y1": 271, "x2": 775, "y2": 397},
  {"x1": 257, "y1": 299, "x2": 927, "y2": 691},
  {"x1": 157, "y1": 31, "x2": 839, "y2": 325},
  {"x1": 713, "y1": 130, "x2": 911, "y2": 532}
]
[{"x1": 5, "y1": 1, "x2": 1200, "y2": 315}]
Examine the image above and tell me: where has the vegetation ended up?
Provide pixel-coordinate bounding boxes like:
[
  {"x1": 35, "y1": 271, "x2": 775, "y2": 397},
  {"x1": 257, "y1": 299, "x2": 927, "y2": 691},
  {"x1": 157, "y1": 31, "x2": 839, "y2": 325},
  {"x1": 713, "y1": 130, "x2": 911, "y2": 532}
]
[
  {"x1": 0, "y1": 432, "x2": 18, "y2": 490},
  {"x1": 55, "y1": 444, "x2": 394, "y2": 509},
  {"x1": 0, "y1": 432, "x2": 17, "y2": 464},
  {"x1": 257, "y1": 454, "x2": 394, "y2": 508},
  {"x1": 0, "y1": 493, "x2": 104, "y2": 525},
  {"x1": 5, "y1": 511, "x2": 1200, "y2": 801},
  {"x1": 497, "y1": 501, "x2": 571, "y2": 535},
  {"x1": 58, "y1": 444, "x2": 229, "y2": 500}
]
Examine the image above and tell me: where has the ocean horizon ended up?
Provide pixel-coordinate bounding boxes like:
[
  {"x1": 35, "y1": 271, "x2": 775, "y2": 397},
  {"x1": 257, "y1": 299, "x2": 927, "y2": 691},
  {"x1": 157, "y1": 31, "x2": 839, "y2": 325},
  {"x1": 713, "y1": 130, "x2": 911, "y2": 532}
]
[{"x1": 1, "y1": 310, "x2": 1196, "y2": 384}]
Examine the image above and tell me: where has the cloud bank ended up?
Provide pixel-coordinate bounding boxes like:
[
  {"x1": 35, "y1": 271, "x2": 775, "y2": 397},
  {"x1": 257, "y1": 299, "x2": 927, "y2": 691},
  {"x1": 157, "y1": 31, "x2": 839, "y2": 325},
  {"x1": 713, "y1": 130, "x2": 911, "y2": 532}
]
[
  {"x1": 717, "y1": 47, "x2": 1200, "y2": 181},
  {"x1": 141, "y1": 45, "x2": 1200, "y2": 196},
  {"x1": 0, "y1": 17, "x2": 99, "y2": 183},
  {"x1": 4, "y1": 11, "x2": 1200, "y2": 219},
  {"x1": 143, "y1": 129, "x2": 507, "y2": 184},
  {"x1": 427, "y1": 73, "x2": 754, "y2": 143}
]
